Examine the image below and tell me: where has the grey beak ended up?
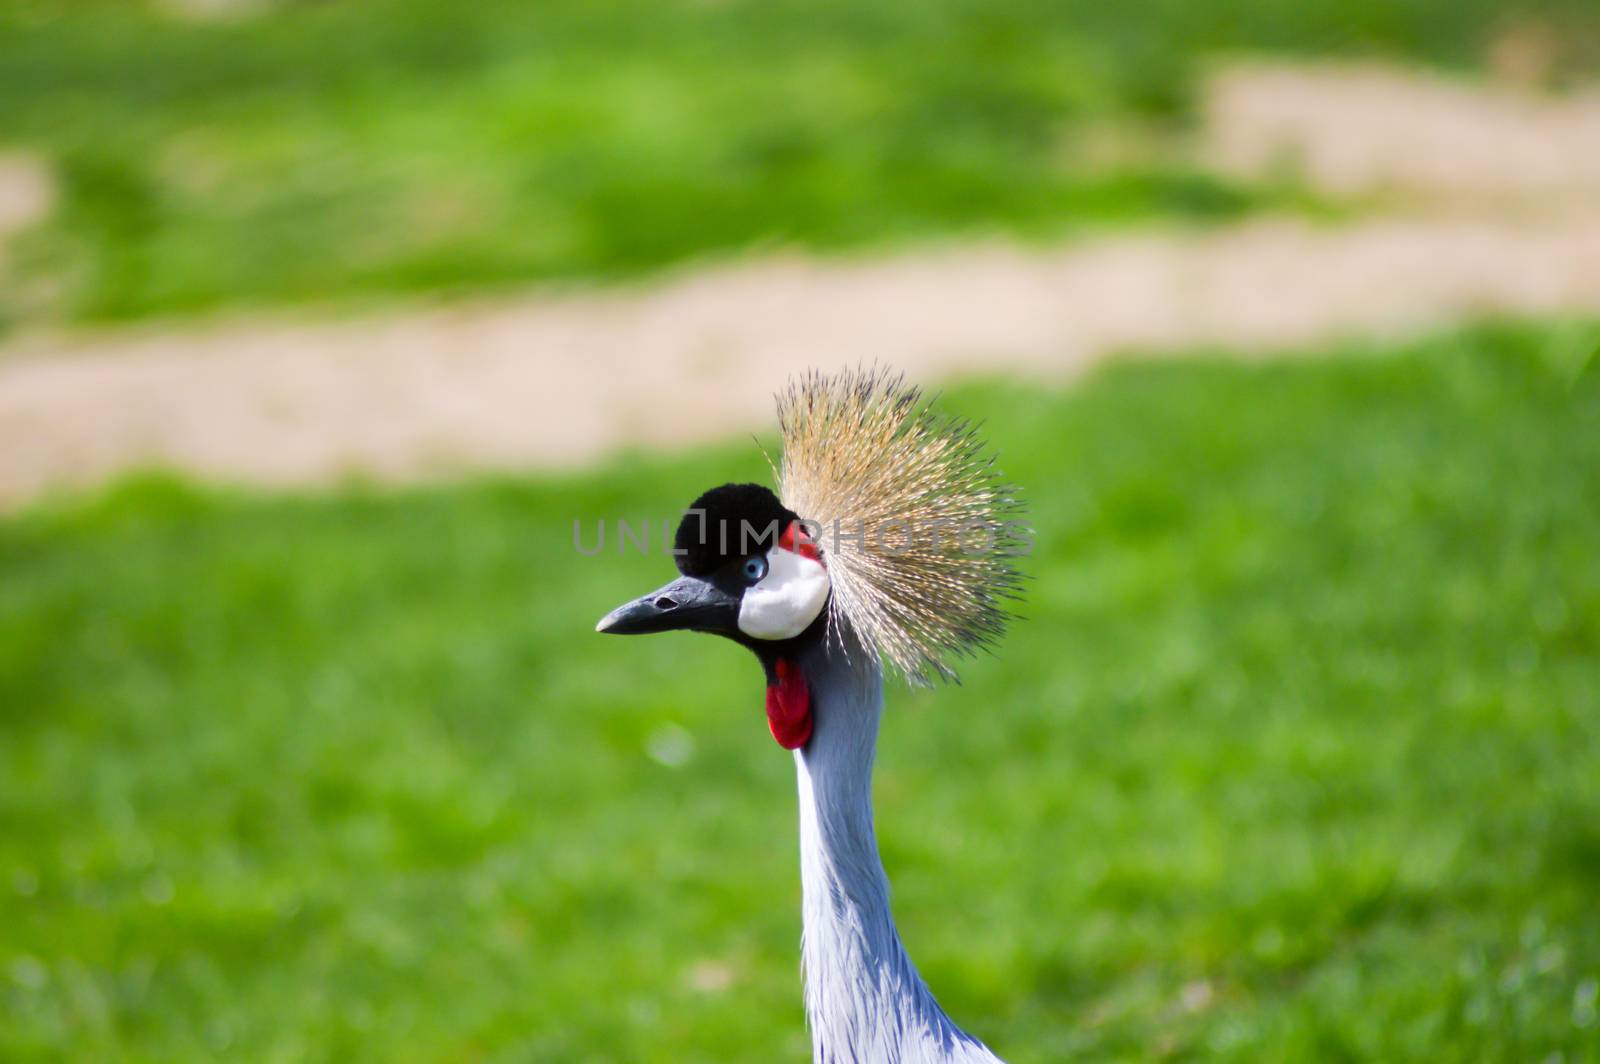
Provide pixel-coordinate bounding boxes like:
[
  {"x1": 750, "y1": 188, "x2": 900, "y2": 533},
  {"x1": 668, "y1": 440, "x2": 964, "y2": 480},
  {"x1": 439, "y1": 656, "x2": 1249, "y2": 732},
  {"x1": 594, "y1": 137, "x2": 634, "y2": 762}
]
[{"x1": 595, "y1": 574, "x2": 742, "y2": 636}]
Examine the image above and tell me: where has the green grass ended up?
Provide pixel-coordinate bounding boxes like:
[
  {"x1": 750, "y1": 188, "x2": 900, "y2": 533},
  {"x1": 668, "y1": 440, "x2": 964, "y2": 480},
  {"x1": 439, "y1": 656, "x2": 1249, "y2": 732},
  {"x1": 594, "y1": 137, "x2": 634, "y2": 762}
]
[
  {"x1": 3, "y1": 0, "x2": 1597, "y2": 326},
  {"x1": 3, "y1": 322, "x2": 1600, "y2": 1061}
]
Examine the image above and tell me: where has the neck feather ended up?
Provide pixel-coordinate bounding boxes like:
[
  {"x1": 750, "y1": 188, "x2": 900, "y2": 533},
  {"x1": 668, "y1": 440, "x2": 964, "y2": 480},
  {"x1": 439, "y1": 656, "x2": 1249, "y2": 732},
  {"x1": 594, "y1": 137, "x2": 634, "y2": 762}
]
[{"x1": 791, "y1": 635, "x2": 1000, "y2": 1064}]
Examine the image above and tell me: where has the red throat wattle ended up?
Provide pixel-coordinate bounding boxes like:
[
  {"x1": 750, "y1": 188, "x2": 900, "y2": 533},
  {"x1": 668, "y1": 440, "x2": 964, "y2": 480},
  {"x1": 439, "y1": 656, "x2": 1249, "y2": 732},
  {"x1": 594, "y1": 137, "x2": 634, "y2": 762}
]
[{"x1": 765, "y1": 658, "x2": 812, "y2": 749}]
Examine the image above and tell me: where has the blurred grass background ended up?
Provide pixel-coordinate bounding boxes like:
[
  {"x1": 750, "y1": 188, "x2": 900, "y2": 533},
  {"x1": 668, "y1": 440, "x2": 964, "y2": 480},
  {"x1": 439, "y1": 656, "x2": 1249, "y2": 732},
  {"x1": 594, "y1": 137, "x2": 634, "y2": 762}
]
[
  {"x1": 3, "y1": 324, "x2": 1599, "y2": 1060},
  {"x1": 5, "y1": 0, "x2": 1600, "y2": 1060},
  {"x1": 2, "y1": 0, "x2": 1598, "y2": 326}
]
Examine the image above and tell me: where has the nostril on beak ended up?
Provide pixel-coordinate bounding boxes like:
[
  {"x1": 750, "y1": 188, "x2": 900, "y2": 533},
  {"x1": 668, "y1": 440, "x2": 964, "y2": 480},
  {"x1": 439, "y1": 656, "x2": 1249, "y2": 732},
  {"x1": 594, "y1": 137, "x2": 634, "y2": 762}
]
[{"x1": 654, "y1": 595, "x2": 679, "y2": 611}]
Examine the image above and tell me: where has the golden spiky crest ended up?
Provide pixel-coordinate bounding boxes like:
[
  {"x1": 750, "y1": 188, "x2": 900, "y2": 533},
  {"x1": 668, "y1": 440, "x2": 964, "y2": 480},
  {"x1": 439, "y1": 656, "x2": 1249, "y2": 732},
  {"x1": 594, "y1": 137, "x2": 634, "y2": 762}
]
[{"x1": 776, "y1": 366, "x2": 1027, "y2": 684}]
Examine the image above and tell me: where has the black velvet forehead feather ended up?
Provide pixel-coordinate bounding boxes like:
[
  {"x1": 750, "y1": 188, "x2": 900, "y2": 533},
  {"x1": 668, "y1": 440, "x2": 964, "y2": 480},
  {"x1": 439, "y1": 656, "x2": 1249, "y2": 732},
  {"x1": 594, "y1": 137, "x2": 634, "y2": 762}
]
[{"x1": 674, "y1": 483, "x2": 799, "y2": 577}]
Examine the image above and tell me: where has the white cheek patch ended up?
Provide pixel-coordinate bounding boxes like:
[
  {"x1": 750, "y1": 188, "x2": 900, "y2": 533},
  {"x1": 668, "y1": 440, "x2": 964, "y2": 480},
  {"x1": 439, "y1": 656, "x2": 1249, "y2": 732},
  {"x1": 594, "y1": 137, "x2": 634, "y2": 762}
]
[{"x1": 737, "y1": 548, "x2": 830, "y2": 641}]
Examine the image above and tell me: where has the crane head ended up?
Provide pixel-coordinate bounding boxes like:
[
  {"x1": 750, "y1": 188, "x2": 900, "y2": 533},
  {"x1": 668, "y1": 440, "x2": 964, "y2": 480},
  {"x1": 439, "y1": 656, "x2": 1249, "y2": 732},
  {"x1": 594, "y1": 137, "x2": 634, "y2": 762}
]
[
  {"x1": 596, "y1": 365, "x2": 1027, "y2": 746},
  {"x1": 595, "y1": 482, "x2": 832, "y2": 750},
  {"x1": 595, "y1": 482, "x2": 831, "y2": 648}
]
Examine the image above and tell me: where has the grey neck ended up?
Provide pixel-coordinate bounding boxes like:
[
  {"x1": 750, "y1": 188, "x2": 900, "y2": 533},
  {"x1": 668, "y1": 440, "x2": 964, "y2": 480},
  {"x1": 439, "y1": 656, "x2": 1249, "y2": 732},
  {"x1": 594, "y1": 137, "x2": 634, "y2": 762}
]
[{"x1": 791, "y1": 634, "x2": 1001, "y2": 1064}]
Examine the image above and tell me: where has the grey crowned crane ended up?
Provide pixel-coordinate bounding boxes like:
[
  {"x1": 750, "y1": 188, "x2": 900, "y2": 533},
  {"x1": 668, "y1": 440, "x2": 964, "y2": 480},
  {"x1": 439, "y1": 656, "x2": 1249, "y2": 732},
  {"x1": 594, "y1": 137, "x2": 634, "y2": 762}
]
[{"x1": 598, "y1": 366, "x2": 1026, "y2": 1063}]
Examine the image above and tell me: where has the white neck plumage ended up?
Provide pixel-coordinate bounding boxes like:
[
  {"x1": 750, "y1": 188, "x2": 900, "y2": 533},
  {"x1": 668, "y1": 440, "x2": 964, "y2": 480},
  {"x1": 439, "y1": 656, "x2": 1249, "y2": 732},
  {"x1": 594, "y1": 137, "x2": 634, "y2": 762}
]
[{"x1": 790, "y1": 634, "x2": 1003, "y2": 1064}]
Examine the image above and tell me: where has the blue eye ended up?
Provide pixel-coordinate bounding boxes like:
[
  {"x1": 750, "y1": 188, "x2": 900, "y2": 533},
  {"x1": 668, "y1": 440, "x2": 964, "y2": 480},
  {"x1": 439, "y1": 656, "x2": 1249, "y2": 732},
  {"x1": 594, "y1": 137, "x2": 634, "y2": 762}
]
[{"x1": 742, "y1": 556, "x2": 769, "y2": 583}]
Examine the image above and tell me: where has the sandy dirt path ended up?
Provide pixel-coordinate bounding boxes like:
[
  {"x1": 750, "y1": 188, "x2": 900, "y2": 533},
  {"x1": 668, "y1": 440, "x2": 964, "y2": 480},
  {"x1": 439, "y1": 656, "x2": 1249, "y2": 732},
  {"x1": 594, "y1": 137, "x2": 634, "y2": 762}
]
[{"x1": 2, "y1": 64, "x2": 1598, "y2": 509}]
